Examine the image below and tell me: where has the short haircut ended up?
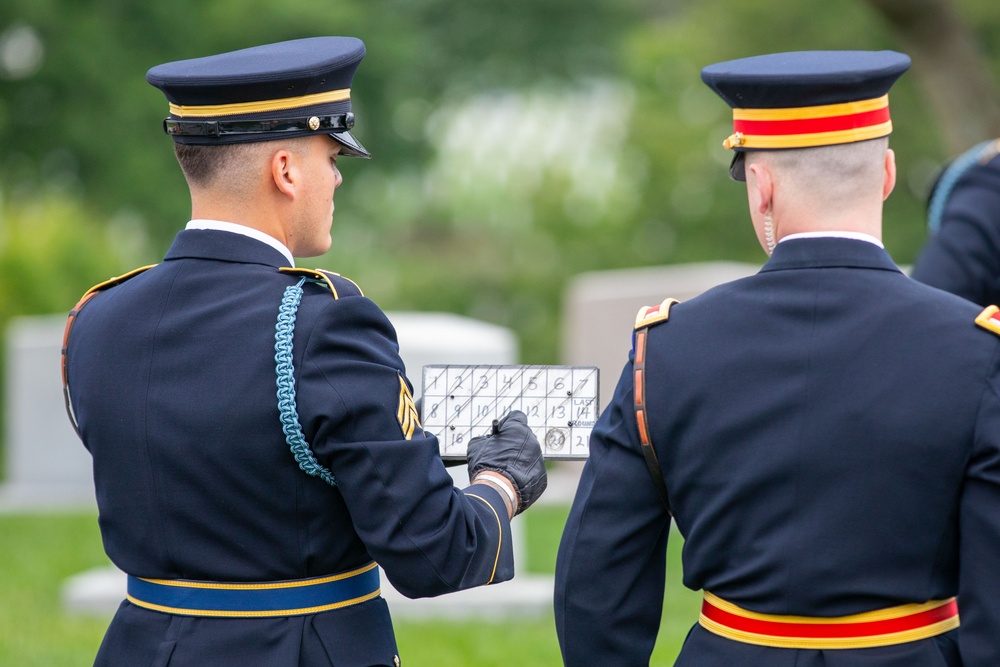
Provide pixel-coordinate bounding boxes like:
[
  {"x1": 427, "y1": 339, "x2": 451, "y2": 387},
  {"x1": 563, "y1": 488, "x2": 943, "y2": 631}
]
[
  {"x1": 173, "y1": 142, "x2": 270, "y2": 190},
  {"x1": 747, "y1": 137, "x2": 888, "y2": 205}
]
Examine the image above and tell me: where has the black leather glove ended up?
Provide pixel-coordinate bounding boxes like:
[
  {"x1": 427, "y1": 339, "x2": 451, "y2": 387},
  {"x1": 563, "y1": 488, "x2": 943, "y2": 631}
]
[{"x1": 467, "y1": 410, "x2": 547, "y2": 515}]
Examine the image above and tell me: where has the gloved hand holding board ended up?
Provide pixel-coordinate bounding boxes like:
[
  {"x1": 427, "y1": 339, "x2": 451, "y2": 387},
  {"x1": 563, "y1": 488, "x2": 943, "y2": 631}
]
[{"x1": 421, "y1": 364, "x2": 599, "y2": 460}]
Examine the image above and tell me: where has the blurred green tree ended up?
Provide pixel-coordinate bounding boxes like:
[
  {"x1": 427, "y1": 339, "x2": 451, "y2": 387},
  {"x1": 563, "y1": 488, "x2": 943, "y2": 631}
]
[
  {"x1": 864, "y1": 0, "x2": 1000, "y2": 152},
  {"x1": 0, "y1": 0, "x2": 633, "y2": 247},
  {"x1": 0, "y1": 193, "x2": 143, "y2": 322}
]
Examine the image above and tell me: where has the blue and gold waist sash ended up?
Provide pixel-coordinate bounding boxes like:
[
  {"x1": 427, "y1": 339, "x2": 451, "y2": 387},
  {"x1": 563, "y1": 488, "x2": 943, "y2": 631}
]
[{"x1": 126, "y1": 561, "x2": 380, "y2": 618}]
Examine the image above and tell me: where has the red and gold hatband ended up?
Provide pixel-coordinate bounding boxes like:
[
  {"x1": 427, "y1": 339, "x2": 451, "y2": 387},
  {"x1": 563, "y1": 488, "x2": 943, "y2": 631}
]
[
  {"x1": 700, "y1": 592, "x2": 959, "y2": 650},
  {"x1": 723, "y1": 94, "x2": 892, "y2": 151}
]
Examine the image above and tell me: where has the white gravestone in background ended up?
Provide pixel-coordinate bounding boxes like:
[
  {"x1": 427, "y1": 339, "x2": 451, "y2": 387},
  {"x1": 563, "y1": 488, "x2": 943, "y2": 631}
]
[{"x1": 2, "y1": 314, "x2": 94, "y2": 509}]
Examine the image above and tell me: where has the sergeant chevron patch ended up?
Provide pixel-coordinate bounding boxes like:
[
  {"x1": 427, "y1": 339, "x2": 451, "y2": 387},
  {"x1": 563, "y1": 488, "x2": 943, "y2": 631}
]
[
  {"x1": 976, "y1": 305, "x2": 1000, "y2": 337},
  {"x1": 397, "y1": 375, "x2": 420, "y2": 440}
]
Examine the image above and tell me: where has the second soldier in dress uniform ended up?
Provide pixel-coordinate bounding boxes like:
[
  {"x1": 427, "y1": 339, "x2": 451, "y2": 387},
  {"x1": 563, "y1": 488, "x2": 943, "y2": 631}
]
[
  {"x1": 911, "y1": 138, "x2": 1000, "y2": 307},
  {"x1": 554, "y1": 50, "x2": 1000, "y2": 666},
  {"x1": 63, "y1": 37, "x2": 547, "y2": 667}
]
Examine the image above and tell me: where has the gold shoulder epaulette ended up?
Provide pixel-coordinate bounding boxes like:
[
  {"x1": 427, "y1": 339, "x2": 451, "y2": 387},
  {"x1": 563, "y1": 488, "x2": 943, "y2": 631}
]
[
  {"x1": 975, "y1": 305, "x2": 1000, "y2": 337},
  {"x1": 314, "y1": 268, "x2": 364, "y2": 297},
  {"x1": 82, "y1": 264, "x2": 157, "y2": 299},
  {"x1": 279, "y1": 267, "x2": 365, "y2": 299},
  {"x1": 634, "y1": 298, "x2": 680, "y2": 330}
]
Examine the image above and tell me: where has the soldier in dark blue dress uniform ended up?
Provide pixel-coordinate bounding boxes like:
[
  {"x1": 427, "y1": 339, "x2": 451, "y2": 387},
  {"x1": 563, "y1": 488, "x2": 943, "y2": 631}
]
[
  {"x1": 555, "y1": 50, "x2": 1000, "y2": 666},
  {"x1": 62, "y1": 37, "x2": 546, "y2": 667},
  {"x1": 911, "y1": 139, "x2": 1000, "y2": 306}
]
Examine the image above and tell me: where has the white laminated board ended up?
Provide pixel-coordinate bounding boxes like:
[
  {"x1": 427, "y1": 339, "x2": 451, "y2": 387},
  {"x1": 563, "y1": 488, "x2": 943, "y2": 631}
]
[{"x1": 421, "y1": 365, "x2": 599, "y2": 460}]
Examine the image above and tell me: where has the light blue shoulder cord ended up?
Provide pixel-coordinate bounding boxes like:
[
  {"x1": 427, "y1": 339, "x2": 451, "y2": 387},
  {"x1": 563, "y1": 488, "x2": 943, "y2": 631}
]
[
  {"x1": 927, "y1": 140, "x2": 996, "y2": 233},
  {"x1": 275, "y1": 277, "x2": 338, "y2": 486}
]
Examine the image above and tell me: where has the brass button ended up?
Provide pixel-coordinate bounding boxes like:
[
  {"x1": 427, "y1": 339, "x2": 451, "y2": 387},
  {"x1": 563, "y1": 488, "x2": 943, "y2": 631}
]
[
  {"x1": 393, "y1": 655, "x2": 401, "y2": 667},
  {"x1": 308, "y1": 116, "x2": 321, "y2": 131},
  {"x1": 722, "y1": 131, "x2": 745, "y2": 150}
]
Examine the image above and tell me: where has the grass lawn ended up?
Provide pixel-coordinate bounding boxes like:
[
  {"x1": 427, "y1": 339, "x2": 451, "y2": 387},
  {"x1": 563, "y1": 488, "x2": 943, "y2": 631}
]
[
  {"x1": 0, "y1": 514, "x2": 112, "y2": 665},
  {"x1": 0, "y1": 506, "x2": 700, "y2": 666}
]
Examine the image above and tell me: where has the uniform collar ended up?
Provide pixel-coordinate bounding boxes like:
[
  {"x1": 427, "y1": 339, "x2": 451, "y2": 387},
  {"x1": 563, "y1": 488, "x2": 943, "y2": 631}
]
[
  {"x1": 779, "y1": 231, "x2": 884, "y2": 249},
  {"x1": 164, "y1": 228, "x2": 292, "y2": 267},
  {"x1": 760, "y1": 236, "x2": 901, "y2": 274},
  {"x1": 185, "y1": 219, "x2": 295, "y2": 266}
]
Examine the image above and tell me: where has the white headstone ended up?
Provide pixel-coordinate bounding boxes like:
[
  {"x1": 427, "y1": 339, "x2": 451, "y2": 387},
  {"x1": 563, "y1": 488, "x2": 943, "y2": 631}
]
[{"x1": 1, "y1": 314, "x2": 94, "y2": 510}]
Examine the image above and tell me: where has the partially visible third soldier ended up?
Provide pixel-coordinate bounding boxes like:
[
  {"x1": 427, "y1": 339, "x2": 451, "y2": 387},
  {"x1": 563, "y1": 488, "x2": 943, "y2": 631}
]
[
  {"x1": 555, "y1": 50, "x2": 1000, "y2": 666},
  {"x1": 64, "y1": 37, "x2": 546, "y2": 667},
  {"x1": 912, "y1": 138, "x2": 1000, "y2": 306}
]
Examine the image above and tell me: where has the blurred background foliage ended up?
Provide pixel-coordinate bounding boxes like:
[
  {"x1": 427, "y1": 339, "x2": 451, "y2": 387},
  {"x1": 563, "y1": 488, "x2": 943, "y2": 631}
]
[{"x1": 1, "y1": 0, "x2": 999, "y2": 365}]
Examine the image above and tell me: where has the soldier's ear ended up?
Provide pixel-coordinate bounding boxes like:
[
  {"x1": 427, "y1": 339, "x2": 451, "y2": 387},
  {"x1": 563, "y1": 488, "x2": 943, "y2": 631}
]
[
  {"x1": 746, "y1": 161, "x2": 773, "y2": 217},
  {"x1": 883, "y1": 148, "x2": 897, "y2": 201},
  {"x1": 271, "y1": 148, "x2": 298, "y2": 200}
]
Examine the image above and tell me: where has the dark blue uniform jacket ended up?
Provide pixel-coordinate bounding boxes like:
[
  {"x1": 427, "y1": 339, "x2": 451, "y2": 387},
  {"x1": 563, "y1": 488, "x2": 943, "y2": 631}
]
[
  {"x1": 66, "y1": 230, "x2": 513, "y2": 667},
  {"x1": 912, "y1": 152, "x2": 1000, "y2": 307},
  {"x1": 555, "y1": 238, "x2": 1000, "y2": 666}
]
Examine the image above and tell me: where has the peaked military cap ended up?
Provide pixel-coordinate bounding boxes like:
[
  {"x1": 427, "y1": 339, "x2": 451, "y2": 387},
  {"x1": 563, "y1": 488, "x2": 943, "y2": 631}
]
[
  {"x1": 146, "y1": 36, "x2": 370, "y2": 157},
  {"x1": 701, "y1": 50, "x2": 911, "y2": 180}
]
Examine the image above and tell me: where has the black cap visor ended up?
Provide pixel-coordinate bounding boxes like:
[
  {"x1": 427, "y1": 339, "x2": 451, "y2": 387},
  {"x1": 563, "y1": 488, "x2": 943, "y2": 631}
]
[
  {"x1": 331, "y1": 130, "x2": 370, "y2": 158},
  {"x1": 729, "y1": 152, "x2": 746, "y2": 182}
]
